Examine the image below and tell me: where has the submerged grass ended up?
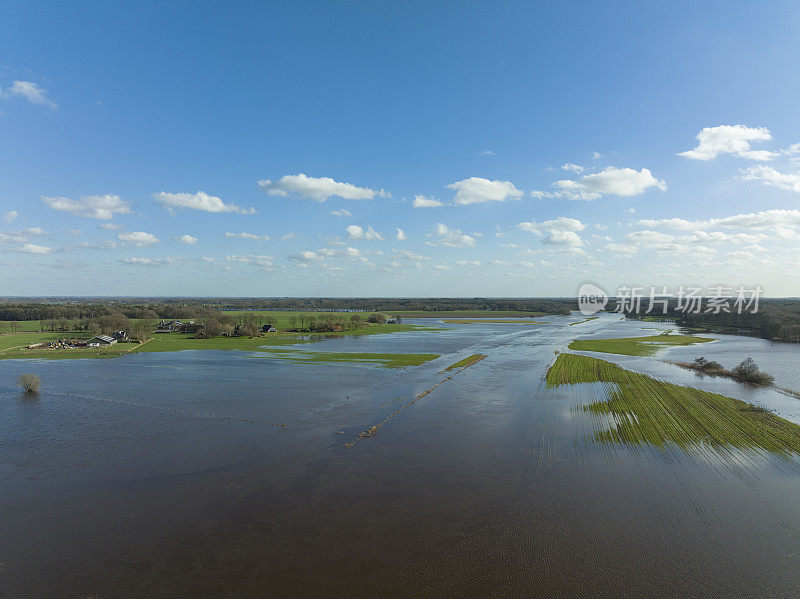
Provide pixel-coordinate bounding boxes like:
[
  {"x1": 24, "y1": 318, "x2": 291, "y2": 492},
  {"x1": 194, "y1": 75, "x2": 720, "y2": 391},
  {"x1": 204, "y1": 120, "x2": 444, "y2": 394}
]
[
  {"x1": 568, "y1": 333, "x2": 713, "y2": 356},
  {"x1": 568, "y1": 316, "x2": 599, "y2": 326},
  {"x1": 442, "y1": 353, "x2": 487, "y2": 371},
  {"x1": 441, "y1": 319, "x2": 541, "y2": 324},
  {"x1": 546, "y1": 353, "x2": 800, "y2": 457},
  {"x1": 255, "y1": 348, "x2": 440, "y2": 368}
]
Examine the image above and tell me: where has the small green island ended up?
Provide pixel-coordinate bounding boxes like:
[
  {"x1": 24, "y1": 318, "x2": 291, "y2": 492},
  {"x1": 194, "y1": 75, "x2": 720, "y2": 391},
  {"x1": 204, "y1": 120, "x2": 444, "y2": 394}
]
[{"x1": 568, "y1": 333, "x2": 713, "y2": 356}]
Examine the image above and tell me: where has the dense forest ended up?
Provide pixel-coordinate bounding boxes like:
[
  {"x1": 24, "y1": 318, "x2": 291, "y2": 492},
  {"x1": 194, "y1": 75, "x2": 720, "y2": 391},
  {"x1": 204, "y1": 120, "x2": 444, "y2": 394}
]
[
  {"x1": 0, "y1": 298, "x2": 575, "y2": 320},
  {"x1": 615, "y1": 298, "x2": 800, "y2": 343}
]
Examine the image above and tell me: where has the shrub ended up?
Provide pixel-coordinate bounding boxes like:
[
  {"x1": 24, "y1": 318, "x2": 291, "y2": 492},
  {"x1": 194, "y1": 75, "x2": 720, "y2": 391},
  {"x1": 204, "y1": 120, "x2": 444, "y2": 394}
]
[
  {"x1": 16, "y1": 374, "x2": 41, "y2": 393},
  {"x1": 692, "y1": 357, "x2": 723, "y2": 372},
  {"x1": 732, "y1": 357, "x2": 774, "y2": 385}
]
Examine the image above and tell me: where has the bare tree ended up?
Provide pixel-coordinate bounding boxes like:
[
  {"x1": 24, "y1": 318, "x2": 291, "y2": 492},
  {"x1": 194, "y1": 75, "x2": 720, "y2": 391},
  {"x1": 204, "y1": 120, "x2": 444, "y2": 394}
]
[{"x1": 17, "y1": 374, "x2": 41, "y2": 393}]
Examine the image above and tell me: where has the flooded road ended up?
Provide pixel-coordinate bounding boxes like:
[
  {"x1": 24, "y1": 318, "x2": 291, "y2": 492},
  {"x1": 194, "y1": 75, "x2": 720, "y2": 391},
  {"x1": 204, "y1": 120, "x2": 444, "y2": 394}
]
[{"x1": 1, "y1": 314, "x2": 799, "y2": 597}]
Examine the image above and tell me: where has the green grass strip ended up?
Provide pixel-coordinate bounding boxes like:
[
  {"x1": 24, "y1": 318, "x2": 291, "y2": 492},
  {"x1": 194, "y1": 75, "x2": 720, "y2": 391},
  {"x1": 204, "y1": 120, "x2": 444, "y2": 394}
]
[
  {"x1": 568, "y1": 333, "x2": 712, "y2": 356},
  {"x1": 443, "y1": 353, "x2": 487, "y2": 371},
  {"x1": 255, "y1": 349, "x2": 440, "y2": 369},
  {"x1": 546, "y1": 353, "x2": 800, "y2": 457}
]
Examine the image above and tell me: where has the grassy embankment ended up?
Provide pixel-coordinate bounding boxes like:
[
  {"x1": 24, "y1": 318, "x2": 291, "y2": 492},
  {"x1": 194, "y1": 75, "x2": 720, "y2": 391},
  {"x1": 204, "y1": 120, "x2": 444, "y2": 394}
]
[
  {"x1": 568, "y1": 316, "x2": 599, "y2": 326},
  {"x1": 569, "y1": 333, "x2": 713, "y2": 357},
  {"x1": 442, "y1": 354, "x2": 487, "y2": 371},
  {"x1": 441, "y1": 319, "x2": 541, "y2": 324},
  {"x1": 547, "y1": 353, "x2": 800, "y2": 457},
  {"x1": 253, "y1": 348, "x2": 440, "y2": 368}
]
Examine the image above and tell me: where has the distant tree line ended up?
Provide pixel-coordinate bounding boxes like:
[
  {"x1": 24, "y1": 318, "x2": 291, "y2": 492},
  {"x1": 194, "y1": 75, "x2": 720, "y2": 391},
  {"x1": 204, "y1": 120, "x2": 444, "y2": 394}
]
[{"x1": 616, "y1": 298, "x2": 800, "y2": 343}]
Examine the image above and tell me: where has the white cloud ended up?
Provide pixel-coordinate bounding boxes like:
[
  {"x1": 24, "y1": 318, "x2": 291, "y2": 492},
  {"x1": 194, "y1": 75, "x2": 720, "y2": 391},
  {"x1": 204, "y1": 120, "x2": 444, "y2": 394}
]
[
  {"x1": 413, "y1": 195, "x2": 445, "y2": 208},
  {"x1": 100, "y1": 223, "x2": 125, "y2": 231},
  {"x1": 543, "y1": 230, "x2": 583, "y2": 247},
  {"x1": 121, "y1": 256, "x2": 176, "y2": 267},
  {"x1": 395, "y1": 228, "x2": 406, "y2": 241},
  {"x1": 42, "y1": 194, "x2": 132, "y2": 220},
  {"x1": 426, "y1": 223, "x2": 476, "y2": 247},
  {"x1": 741, "y1": 165, "x2": 800, "y2": 193},
  {"x1": 67, "y1": 229, "x2": 82, "y2": 236},
  {"x1": 224, "y1": 232, "x2": 269, "y2": 241},
  {"x1": 678, "y1": 125, "x2": 774, "y2": 161},
  {"x1": 446, "y1": 177, "x2": 523, "y2": 205},
  {"x1": 281, "y1": 233, "x2": 296, "y2": 241},
  {"x1": 456, "y1": 260, "x2": 481, "y2": 266},
  {"x1": 20, "y1": 227, "x2": 47, "y2": 236},
  {"x1": 393, "y1": 249, "x2": 430, "y2": 261},
  {"x1": 18, "y1": 243, "x2": 53, "y2": 254},
  {"x1": 477, "y1": 150, "x2": 495, "y2": 156},
  {"x1": 638, "y1": 209, "x2": 800, "y2": 231},
  {"x1": 154, "y1": 191, "x2": 254, "y2": 214},
  {"x1": 226, "y1": 254, "x2": 274, "y2": 267},
  {"x1": 603, "y1": 243, "x2": 637, "y2": 256},
  {"x1": 518, "y1": 217, "x2": 586, "y2": 247},
  {"x1": 626, "y1": 230, "x2": 674, "y2": 244},
  {"x1": 561, "y1": 163, "x2": 584, "y2": 173},
  {"x1": 0, "y1": 81, "x2": 57, "y2": 109},
  {"x1": 346, "y1": 224, "x2": 383, "y2": 240},
  {"x1": 331, "y1": 209, "x2": 353, "y2": 217},
  {"x1": 118, "y1": 231, "x2": 160, "y2": 246},
  {"x1": 258, "y1": 174, "x2": 389, "y2": 202},
  {"x1": 179, "y1": 234, "x2": 198, "y2": 245},
  {"x1": 3, "y1": 211, "x2": 18, "y2": 223},
  {"x1": 518, "y1": 217, "x2": 586, "y2": 234},
  {"x1": 288, "y1": 250, "x2": 323, "y2": 263},
  {"x1": 534, "y1": 167, "x2": 666, "y2": 201}
]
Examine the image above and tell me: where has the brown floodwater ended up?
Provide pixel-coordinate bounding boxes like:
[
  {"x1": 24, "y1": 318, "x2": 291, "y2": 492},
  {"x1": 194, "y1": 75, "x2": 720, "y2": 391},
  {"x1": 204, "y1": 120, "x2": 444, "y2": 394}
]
[{"x1": 1, "y1": 314, "x2": 799, "y2": 597}]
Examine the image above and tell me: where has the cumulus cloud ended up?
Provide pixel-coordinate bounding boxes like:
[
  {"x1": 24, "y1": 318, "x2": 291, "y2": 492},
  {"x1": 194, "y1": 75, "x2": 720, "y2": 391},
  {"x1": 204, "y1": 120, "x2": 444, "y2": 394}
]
[
  {"x1": 518, "y1": 217, "x2": 586, "y2": 247},
  {"x1": 0, "y1": 81, "x2": 57, "y2": 109},
  {"x1": 224, "y1": 232, "x2": 269, "y2": 241},
  {"x1": 395, "y1": 228, "x2": 406, "y2": 241},
  {"x1": 393, "y1": 249, "x2": 430, "y2": 261},
  {"x1": 288, "y1": 247, "x2": 362, "y2": 263},
  {"x1": 446, "y1": 177, "x2": 523, "y2": 205},
  {"x1": 226, "y1": 254, "x2": 274, "y2": 267},
  {"x1": 258, "y1": 174, "x2": 389, "y2": 202},
  {"x1": 154, "y1": 191, "x2": 254, "y2": 214},
  {"x1": 426, "y1": 223, "x2": 476, "y2": 247},
  {"x1": 741, "y1": 165, "x2": 800, "y2": 193},
  {"x1": 42, "y1": 194, "x2": 132, "y2": 220},
  {"x1": 413, "y1": 195, "x2": 445, "y2": 208},
  {"x1": 637, "y1": 209, "x2": 800, "y2": 231},
  {"x1": 626, "y1": 230, "x2": 674, "y2": 244},
  {"x1": 121, "y1": 257, "x2": 177, "y2": 266},
  {"x1": 533, "y1": 167, "x2": 666, "y2": 201},
  {"x1": 19, "y1": 227, "x2": 47, "y2": 236},
  {"x1": 561, "y1": 163, "x2": 584, "y2": 173},
  {"x1": 346, "y1": 224, "x2": 383, "y2": 240},
  {"x1": 18, "y1": 243, "x2": 53, "y2": 254},
  {"x1": 118, "y1": 231, "x2": 160, "y2": 246},
  {"x1": 3, "y1": 211, "x2": 18, "y2": 223},
  {"x1": 100, "y1": 223, "x2": 125, "y2": 231},
  {"x1": 331, "y1": 209, "x2": 352, "y2": 217},
  {"x1": 603, "y1": 243, "x2": 637, "y2": 256},
  {"x1": 678, "y1": 125, "x2": 774, "y2": 161},
  {"x1": 178, "y1": 234, "x2": 198, "y2": 244}
]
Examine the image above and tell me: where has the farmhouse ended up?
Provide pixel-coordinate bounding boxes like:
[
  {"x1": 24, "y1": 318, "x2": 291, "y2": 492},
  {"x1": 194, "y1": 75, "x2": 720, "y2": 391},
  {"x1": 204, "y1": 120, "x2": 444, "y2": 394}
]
[
  {"x1": 261, "y1": 324, "x2": 277, "y2": 333},
  {"x1": 88, "y1": 334, "x2": 117, "y2": 347}
]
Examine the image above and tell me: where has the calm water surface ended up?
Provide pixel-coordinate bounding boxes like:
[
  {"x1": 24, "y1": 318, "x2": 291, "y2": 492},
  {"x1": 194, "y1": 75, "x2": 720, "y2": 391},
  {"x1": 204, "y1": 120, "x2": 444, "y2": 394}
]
[{"x1": 1, "y1": 314, "x2": 799, "y2": 597}]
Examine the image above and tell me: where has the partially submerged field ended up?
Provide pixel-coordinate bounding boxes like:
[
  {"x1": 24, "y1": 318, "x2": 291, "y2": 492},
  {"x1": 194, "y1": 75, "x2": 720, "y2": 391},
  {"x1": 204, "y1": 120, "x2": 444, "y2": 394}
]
[
  {"x1": 546, "y1": 353, "x2": 800, "y2": 458},
  {"x1": 255, "y1": 348, "x2": 440, "y2": 368},
  {"x1": 569, "y1": 333, "x2": 713, "y2": 356}
]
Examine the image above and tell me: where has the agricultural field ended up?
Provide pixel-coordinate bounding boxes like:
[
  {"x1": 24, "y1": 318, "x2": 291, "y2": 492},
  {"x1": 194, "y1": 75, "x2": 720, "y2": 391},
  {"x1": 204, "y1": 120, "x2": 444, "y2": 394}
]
[
  {"x1": 546, "y1": 353, "x2": 800, "y2": 457},
  {"x1": 441, "y1": 319, "x2": 541, "y2": 324},
  {"x1": 568, "y1": 332, "x2": 713, "y2": 356}
]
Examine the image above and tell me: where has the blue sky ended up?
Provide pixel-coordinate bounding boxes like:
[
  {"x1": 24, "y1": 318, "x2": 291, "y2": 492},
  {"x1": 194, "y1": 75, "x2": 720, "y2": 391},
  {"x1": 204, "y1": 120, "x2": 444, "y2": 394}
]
[{"x1": 2, "y1": 1, "x2": 800, "y2": 296}]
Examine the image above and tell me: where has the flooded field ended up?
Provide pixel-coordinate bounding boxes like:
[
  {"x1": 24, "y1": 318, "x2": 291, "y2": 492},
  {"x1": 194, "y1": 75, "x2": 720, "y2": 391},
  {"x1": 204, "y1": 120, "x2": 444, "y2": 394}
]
[{"x1": 2, "y1": 313, "x2": 800, "y2": 597}]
